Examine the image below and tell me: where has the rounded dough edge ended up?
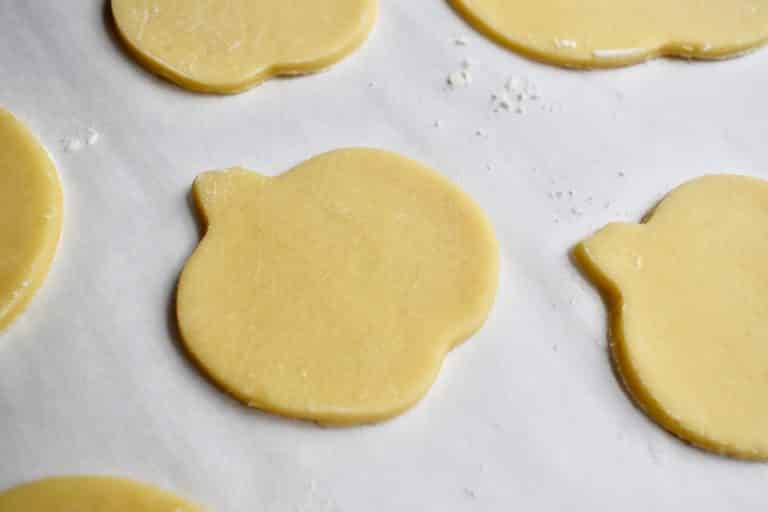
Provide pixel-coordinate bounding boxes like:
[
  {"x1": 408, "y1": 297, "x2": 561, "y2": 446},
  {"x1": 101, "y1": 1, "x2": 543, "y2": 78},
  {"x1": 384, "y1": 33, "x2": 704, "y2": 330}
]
[
  {"x1": 0, "y1": 475, "x2": 202, "y2": 511},
  {"x1": 176, "y1": 147, "x2": 500, "y2": 425},
  {"x1": 0, "y1": 108, "x2": 63, "y2": 333},
  {"x1": 110, "y1": 0, "x2": 379, "y2": 94},
  {"x1": 448, "y1": 0, "x2": 768, "y2": 69},
  {"x1": 573, "y1": 175, "x2": 768, "y2": 460}
]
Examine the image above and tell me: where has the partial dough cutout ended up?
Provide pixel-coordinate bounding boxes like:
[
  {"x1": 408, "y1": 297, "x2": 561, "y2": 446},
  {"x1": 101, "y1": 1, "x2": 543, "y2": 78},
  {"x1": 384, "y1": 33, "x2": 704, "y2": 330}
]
[
  {"x1": 0, "y1": 476, "x2": 202, "y2": 512},
  {"x1": 450, "y1": 0, "x2": 768, "y2": 68},
  {"x1": 575, "y1": 175, "x2": 768, "y2": 459},
  {"x1": 177, "y1": 148, "x2": 499, "y2": 425},
  {"x1": 0, "y1": 108, "x2": 62, "y2": 333},
  {"x1": 111, "y1": 0, "x2": 378, "y2": 93}
]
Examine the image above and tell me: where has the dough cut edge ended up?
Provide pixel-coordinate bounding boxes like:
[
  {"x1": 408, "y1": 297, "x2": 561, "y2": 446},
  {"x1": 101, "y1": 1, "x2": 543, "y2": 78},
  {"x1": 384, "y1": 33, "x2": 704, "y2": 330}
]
[
  {"x1": 0, "y1": 110, "x2": 63, "y2": 333},
  {"x1": 176, "y1": 275, "x2": 455, "y2": 426},
  {"x1": 177, "y1": 149, "x2": 500, "y2": 425},
  {"x1": 573, "y1": 235, "x2": 768, "y2": 461},
  {"x1": 0, "y1": 475, "x2": 203, "y2": 510},
  {"x1": 0, "y1": 188, "x2": 63, "y2": 333},
  {"x1": 0, "y1": 235, "x2": 60, "y2": 333},
  {"x1": 231, "y1": 358, "x2": 448, "y2": 427},
  {"x1": 176, "y1": 311, "x2": 486, "y2": 425},
  {"x1": 446, "y1": 0, "x2": 646, "y2": 69},
  {"x1": 110, "y1": 0, "x2": 378, "y2": 94},
  {"x1": 177, "y1": 301, "x2": 499, "y2": 426},
  {"x1": 448, "y1": 0, "x2": 768, "y2": 69}
]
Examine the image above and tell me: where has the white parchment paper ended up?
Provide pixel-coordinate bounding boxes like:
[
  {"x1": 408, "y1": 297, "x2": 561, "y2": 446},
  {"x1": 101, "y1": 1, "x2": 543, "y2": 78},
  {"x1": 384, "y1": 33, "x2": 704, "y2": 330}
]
[{"x1": 1, "y1": 2, "x2": 768, "y2": 510}]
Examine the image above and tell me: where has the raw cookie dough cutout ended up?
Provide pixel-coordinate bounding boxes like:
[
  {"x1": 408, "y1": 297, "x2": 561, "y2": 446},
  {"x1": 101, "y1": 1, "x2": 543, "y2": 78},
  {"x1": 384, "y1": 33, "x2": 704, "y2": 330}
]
[
  {"x1": 0, "y1": 108, "x2": 62, "y2": 333},
  {"x1": 177, "y1": 148, "x2": 499, "y2": 425},
  {"x1": 575, "y1": 175, "x2": 768, "y2": 459},
  {"x1": 449, "y1": 0, "x2": 768, "y2": 68},
  {"x1": 111, "y1": 0, "x2": 378, "y2": 93},
  {"x1": 0, "y1": 476, "x2": 202, "y2": 512}
]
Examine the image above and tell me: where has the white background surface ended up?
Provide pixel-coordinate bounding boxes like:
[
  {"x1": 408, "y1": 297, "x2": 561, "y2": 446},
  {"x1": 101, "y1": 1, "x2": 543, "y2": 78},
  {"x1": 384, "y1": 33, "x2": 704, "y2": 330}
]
[{"x1": 1, "y1": 2, "x2": 768, "y2": 510}]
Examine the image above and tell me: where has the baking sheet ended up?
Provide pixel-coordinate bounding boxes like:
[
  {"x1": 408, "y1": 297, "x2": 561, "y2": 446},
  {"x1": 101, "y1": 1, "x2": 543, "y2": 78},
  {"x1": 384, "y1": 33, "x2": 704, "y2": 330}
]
[{"x1": 2, "y1": 2, "x2": 768, "y2": 510}]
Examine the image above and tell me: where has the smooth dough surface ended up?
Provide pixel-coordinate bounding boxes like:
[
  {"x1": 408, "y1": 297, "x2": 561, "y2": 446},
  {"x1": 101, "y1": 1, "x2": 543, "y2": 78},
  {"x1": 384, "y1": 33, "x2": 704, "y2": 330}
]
[
  {"x1": 450, "y1": 0, "x2": 768, "y2": 68},
  {"x1": 177, "y1": 148, "x2": 499, "y2": 425},
  {"x1": 575, "y1": 175, "x2": 768, "y2": 459},
  {"x1": 0, "y1": 476, "x2": 202, "y2": 512},
  {"x1": 111, "y1": 0, "x2": 378, "y2": 93},
  {"x1": 0, "y1": 108, "x2": 62, "y2": 333}
]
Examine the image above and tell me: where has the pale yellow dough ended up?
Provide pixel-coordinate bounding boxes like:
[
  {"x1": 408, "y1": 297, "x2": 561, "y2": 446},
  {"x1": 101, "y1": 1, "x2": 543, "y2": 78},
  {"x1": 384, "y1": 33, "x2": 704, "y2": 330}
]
[
  {"x1": 0, "y1": 108, "x2": 62, "y2": 333},
  {"x1": 575, "y1": 175, "x2": 768, "y2": 459},
  {"x1": 0, "y1": 476, "x2": 202, "y2": 512},
  {"x1": 111, "y1": 0, "x2": 378, "y2": 93},
  {"x1": 177, "y1": 148, "x2": 499, "y2": 425},
  {"x1": 450, "y1": 0, "x2": 768, "y2": 68}
]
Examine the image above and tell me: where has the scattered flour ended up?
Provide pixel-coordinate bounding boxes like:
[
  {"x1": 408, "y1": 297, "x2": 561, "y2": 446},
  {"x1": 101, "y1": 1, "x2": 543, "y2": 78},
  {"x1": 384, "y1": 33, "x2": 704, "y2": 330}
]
[
  {"x1": 453, "y1": 35, "x2": 469, "y2": 46},
  {"x1": 62, "y1": 136, "x2": 83, "y2": 153},
  {"x1": 446, "y1": 59, "x2": 473, "y2": 89},
  {"x1": 492, "y1": 77, "x2": 540, "y2": 114},
  {"x1": 447, "y1": 69, "x2": 472, "y2": 88},
  {"x1": 592, "y1": 48, "x2": 645, "y2": 59},
  {"x1": 62, "y1": 126, "x2": 100, "y2": 153},
  {"x1": 86, "y1": 128, "x2": 100, "y2": 145},
  {"x1": 554, "y1": 38, "x2": 578, "y2": 49}
]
